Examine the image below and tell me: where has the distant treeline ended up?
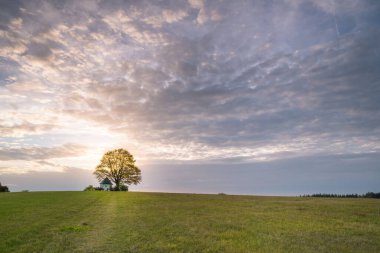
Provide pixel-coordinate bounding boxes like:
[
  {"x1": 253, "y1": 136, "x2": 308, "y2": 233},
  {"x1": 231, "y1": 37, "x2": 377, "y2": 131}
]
[{"x1": 301, "y1": 192, "x2": 380, "y2": 199}]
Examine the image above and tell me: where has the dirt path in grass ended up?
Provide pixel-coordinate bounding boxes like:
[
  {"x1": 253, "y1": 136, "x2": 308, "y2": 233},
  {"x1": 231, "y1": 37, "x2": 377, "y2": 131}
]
[
  {"x1": 72, "y1": 193, "x2": 120, "y2": 252},
  {"x1": 75, "y1": 193, "x2": 147, "y2": 253},
  {"x1": 37, "y1": 192, "x2": 144, "y2": 253},
  {"x1": 37, "y1": 193, "x2": 119, "y2": 253}
]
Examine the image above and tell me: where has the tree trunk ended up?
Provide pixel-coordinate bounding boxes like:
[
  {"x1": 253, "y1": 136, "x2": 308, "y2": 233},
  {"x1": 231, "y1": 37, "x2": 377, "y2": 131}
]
[{"x1": 114, "y1": 179, "x2": 120, "y2": 191}]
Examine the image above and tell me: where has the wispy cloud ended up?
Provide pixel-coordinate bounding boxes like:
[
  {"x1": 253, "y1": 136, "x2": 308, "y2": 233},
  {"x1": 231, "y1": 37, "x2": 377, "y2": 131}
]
[
  {"x1": 0, "y1": 0, "x2": 379, "y2": 177},
  {"x1": 0, "y1": 143, "x2": 87, "y2": 161}
]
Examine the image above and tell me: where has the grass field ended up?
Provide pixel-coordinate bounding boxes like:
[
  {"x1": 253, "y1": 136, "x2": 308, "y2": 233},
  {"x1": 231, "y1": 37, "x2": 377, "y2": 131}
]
[{"x1": 0, "y1": 192, "x2": 379, "y2": 253}]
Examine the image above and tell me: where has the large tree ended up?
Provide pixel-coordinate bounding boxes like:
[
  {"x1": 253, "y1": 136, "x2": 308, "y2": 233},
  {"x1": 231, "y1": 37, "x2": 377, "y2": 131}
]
[{"x1": 94, "y1": 149, "x2": 141, "y2": 190}]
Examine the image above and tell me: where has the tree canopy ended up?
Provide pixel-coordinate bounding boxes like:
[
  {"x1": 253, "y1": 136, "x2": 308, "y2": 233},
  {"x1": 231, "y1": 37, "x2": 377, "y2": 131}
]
[
  {"x1": 94, "y1": 149, "x2": 141, "y2": 190},
  {"x1": 0, "y1": 182, "x2": 9, "y2": 192}
]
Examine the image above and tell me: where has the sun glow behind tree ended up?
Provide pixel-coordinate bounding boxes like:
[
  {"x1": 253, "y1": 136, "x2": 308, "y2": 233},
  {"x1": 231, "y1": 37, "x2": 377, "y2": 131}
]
[{"x1": 0, "y1": 0, "x2": 380, "y2": 193}]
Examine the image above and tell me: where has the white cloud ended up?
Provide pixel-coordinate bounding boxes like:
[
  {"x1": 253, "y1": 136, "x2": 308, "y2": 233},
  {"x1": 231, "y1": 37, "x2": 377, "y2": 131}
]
[{"x1": 0, "y1": 0, "x2": 379, "y2": 175}]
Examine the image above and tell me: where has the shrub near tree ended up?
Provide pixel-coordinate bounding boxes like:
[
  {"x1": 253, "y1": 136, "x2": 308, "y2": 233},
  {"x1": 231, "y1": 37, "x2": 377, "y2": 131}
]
[
  {"x1": 94, "y1": 148, "x2": 141, "y2": 191},
  {"x1": 83, "y1": 185, "x2": 104, "y2": 191},
  {"x1": 84, "y1": 185, "x2": 95, "y2": 191},
  {"x1": 113, "y1": 185, "x2": 128, "y2": 191},
  {"x1": 0, "y1": 182, "x2": 9, "y2": 192}
]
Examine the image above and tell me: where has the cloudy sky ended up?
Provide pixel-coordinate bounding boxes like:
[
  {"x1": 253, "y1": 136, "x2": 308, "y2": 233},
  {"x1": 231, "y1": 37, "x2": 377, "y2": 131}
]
[{"x1": 1, "y1": 0, "x2": 380, "y2": 194}]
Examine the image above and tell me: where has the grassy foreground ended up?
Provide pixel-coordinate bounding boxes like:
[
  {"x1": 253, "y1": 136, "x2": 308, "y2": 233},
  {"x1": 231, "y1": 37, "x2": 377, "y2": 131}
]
[{"x1": 0, "y1": 192, "x2": 379, "y2": 253}]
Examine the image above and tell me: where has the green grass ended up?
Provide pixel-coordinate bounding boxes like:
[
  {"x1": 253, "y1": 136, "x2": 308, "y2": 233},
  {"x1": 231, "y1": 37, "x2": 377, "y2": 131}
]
[{"x1": 0, "y1": 192, "x2": 379, "y2": 253}]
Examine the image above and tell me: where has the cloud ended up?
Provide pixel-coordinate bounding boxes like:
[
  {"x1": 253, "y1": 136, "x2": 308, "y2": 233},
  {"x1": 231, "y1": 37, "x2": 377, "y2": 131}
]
[
  {"x1": 0, "y1": 0, "x2": 22, "y2": 30},
  {"x1": 0, "y1": 143, "x2": 88, "y2": 161},
  {"x1": 188, "y1": 0, "x2": 222, "y2": 24},
  {"x1": 286, "y1": 0, "x2": 373, "y2": 14},
  {"x1": 0, "y1": 166, "x2": 96, "y2": 191},
  {"x1": 0, "y1": 122, "x2": 56, "y2": 137},
  {"x1": 0, "y1": 0, "x2": 379, "y2": 166}
]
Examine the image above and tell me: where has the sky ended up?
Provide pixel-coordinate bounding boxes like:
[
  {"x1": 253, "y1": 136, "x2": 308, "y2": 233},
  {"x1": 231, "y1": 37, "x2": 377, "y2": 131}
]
[{"x1": 0, "y1": 0, "x2": 380, "y2": 195}]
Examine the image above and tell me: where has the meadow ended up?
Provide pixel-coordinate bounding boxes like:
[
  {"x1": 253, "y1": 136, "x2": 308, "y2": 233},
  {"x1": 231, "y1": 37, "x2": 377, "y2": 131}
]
[{"x1": 0, "y1": 192, "x2": 379, "y2": 253}]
